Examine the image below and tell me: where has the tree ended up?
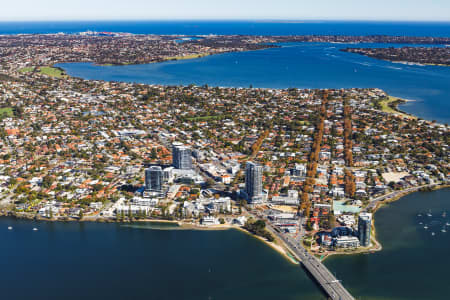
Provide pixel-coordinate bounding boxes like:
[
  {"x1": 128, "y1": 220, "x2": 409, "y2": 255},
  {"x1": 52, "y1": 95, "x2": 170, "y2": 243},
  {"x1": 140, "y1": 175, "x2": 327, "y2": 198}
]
[
  {"x1": 344, "y1": 169, "x2": 356, "y2": 197},
  {"x1": 9, "y1": 177, "x2": 17, "y2": 186},
  {"x1": 42, "y1": 175, "x2": 54, "y2": 189},
  {"x1": 205, "y1": 178, "x2": 215, "y2": 189},
  {"x1": 328, "y1": 214, "x2": 336, "y2": 229},
  {"x1": 244, "y1": 219, "x2": 274, "y2": 241},
  {"x1": 306, "y1": 220, "x2": 313, "y2": 231},
  {"x1": 150, "y1": 148, "x2": 157, "y2": 159}
]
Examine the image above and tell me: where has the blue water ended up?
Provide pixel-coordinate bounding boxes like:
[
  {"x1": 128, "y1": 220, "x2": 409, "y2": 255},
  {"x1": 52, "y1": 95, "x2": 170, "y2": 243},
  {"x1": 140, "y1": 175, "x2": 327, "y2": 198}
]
[
  {"x1": 58, "y1": 42, "x2": 450, "y2": 123},
  {"x1": 326, "y1": 188, "x2": 450, "y2": 300},
  {"x1": 0, "y1": 219, "x2": 325, "y2": 300},
  {"x1": 1, "y1": 20, "x2": 450, "y2": 36}
]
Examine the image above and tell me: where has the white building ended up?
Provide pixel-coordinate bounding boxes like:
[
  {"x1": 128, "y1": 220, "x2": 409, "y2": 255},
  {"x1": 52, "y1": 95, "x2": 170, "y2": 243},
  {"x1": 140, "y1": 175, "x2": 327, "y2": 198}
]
[
  {"x1": 335, "y1": 236, "x2": 360, "y2": 248},
  {"x1": 207, "y1": 197, "x2": 232, "y2": 213},
  {"x1": 233, "y1": 216, "x2": 247, "y2": 226},
  {"x1": 201, "y1": 216, "x2": 219, "y2": 225},
  {"x1": 90, "y1": 202, "x2": 103, "y2": 210},
  {"x1": 271, "y1": 190, "x2": 299, "y2": 205},
  {"x1": 115, "y1": 205, "x2": 151, "y2": 215},
  {"x1": 38, "y1": 206, "x2": 59, "y2": 218}
]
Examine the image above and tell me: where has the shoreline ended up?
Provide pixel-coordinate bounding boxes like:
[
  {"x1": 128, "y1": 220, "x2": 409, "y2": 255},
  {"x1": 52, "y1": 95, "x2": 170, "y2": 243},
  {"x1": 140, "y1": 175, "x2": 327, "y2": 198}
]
[
  {"x1": 155, "y1": 221, "x2": 301, "y2": 264},
  {"x1": 2, "y1": 185, "x2": 448, "y2": 265},
  {"x1": 60, "y1": 46, "x2": 274, "y2": 69},
  {"x1": 392, "y1": 60, "x2": 450, "y2": 67},
  {"x1": 93, "y1": 53, "x2": 213, "y2": 67},
  {"x1": 320, "y1": 184, "x2": 450, "y2": 262},
  {"x1": 378, "y1": 96, "x2": 417, "y2": 119},
  {"x1": 0, "y1": 211, "x2": 300, "y2": 265}
]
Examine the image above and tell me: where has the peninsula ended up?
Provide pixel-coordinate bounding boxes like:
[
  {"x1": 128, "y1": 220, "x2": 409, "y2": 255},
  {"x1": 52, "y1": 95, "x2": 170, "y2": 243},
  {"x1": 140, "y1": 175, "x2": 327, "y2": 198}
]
[
  {"x1": 342, "y1": 46, "x2": 450, "y2": 66},
  {"x1": 1, "y1": 33, "x2": 449, "y2": 68}
]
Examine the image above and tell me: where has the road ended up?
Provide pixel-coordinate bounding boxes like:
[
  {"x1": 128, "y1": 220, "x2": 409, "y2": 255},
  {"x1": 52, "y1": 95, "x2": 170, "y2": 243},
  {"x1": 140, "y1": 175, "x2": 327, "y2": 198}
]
[
  {"x1": 366, "y1": 183, "x2": 437, "y2": 211},
  {"x1": 266, "y1": 223, "x2": 355, "y2": 300},
  {"x1": 251, "y1": 209, "x2": 354, "y2": 300}
]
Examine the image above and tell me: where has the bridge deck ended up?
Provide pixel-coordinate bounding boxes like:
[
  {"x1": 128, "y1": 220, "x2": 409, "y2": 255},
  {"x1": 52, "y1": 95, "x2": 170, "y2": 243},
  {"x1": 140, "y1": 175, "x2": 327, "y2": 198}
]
[{"x1": 268, "y1": 225, "x2": 355, "y2": 300}]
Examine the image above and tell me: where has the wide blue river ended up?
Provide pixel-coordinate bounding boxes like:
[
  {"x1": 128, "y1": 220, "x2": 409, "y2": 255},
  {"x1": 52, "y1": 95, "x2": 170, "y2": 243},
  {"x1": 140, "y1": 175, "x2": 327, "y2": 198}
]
[
  {"x1": 2, "y1": 189, "x2": 450, "y2": 300},
  {"x1": 58, "y1": 42, "x2": 450, "y2": 123}
]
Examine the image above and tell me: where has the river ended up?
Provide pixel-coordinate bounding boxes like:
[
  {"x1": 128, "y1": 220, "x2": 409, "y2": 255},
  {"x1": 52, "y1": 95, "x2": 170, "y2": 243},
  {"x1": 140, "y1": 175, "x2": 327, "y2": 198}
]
[
  {"x1": 58, "y1": 42, "x2": 450, "y2": 124},
  {"x1": 2, "y1": 189, "x2": 450, "y2": 299},
  {"x1": 326, "y1": 188, "x2": 450, "y2": 300},
  {"x1": 0, "y1": 218, "x2": 325, "y2": 300}
]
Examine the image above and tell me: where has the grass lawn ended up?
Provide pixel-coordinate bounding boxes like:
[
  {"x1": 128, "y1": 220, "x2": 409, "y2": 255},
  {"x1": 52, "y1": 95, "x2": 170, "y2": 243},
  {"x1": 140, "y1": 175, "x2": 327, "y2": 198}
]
[
  {"x1": 39, "y1": 66, "x2": 65, "y2": 78},
  {"x1": 165, "y1": 53, "x2": 210, "y2": 61},
  {"x1": 0, "y1": 107, "x2": 13, "y2": 117},
  {"x1": 380, "y1": 96, "x2": 400, "y2": 114},
  {"x1": 379, "y1": 96, "x2": 415, "y2": 119},
  {"x1": 18, "y1": 67, "x2": 35, "y2": 73},
  {"x1": 18, "y1": 66, "x2": 66, "y2": 78}
]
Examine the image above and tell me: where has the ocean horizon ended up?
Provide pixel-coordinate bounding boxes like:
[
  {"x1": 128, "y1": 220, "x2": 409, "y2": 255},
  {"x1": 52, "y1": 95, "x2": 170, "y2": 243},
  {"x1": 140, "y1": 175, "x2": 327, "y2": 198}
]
[{"x1": 0, "y1": 20, "x2": 449, "y2": 36}]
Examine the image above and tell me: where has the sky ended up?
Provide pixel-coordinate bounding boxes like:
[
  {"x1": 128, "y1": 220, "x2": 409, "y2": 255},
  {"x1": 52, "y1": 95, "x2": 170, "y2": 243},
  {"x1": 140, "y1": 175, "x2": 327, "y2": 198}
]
[{"x1": 0, "y1": 0, "x2": 449, "y2": 22}]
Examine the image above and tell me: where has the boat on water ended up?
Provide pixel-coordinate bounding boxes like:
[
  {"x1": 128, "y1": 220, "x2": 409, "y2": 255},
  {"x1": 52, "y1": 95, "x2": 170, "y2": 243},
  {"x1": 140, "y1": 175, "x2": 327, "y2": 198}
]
[
  {"x1": 446, "y1": 222, "x2": 450, "y2": 226},
  {"x1": 424, "y1": 225, "x2": 429, "y2": 229},
  {"x1": 8, "y1": 226, "x2": 12, "y2": 230},
  {"x1": 431, "y1": 232, "x2": 436, "y2": 236},
  {"x1": 427, "y1": 210, "x2": 432, "y2": 217},
  {"x1": 33, "y1": 228, "x2": 38, "y2": 231},
  {"x1": 443, "y1": 211, "x2": 447, "y2": 218},
  {"x1": 441, "y1": 227, "x2": 447, "y2": 233},
  {"x1": 418, "y1": 214, "x2": 422, "y2": 217},
  {"x1": 419, "y1": 222, "x2": 423, "y2": 225}
]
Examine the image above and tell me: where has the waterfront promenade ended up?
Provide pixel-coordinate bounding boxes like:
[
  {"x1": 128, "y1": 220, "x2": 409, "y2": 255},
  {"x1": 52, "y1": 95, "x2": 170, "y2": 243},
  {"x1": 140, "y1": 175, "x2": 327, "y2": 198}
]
[
  {"x1": 366, "y1": 184, "x2": 438, "y2": 212},
  {"x1": 267, "y1": 224, "x2": 355, "y2": 300}
]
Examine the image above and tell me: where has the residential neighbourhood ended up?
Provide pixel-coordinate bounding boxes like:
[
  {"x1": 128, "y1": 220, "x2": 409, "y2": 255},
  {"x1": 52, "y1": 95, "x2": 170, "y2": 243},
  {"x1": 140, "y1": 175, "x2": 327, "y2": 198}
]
[{"x1": 0, "y1": 33, "x2": 448, "y2": 258}]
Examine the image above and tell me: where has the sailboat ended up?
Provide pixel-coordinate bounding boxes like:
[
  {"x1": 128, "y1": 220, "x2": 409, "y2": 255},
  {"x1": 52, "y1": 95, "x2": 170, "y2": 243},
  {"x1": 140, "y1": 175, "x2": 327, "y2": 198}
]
[
  {"x1": 427, "y1": 210, "x2": 432, "y2": 217},
  {"x1": 7, "y1": 226, "x2": 12, "y2": 230},
  {"x1": 431, "y1": 232, "x2": 436, "y2": 236},
  {"x1": 424, "y1": 225, "x2": 428, "y2": 229},
  {"x1": 441, "y1": 227, "x2": 447, "y2": 233}
]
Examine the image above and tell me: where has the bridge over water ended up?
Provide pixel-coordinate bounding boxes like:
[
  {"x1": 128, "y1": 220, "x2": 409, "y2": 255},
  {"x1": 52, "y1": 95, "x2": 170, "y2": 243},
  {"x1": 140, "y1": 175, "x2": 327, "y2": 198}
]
[{"x1": 267, "y1": 225, "x2": 355, "y2": 300}]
